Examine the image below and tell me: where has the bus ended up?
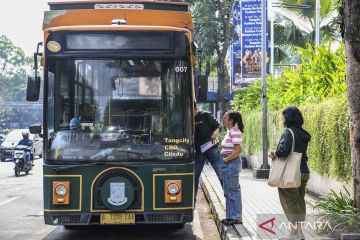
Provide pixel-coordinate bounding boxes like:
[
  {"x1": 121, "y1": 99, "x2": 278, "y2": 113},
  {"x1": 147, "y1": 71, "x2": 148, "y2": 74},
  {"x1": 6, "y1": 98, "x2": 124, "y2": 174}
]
[{"x1": 27, "y1": 0, "x2": 200, "y2": 227}]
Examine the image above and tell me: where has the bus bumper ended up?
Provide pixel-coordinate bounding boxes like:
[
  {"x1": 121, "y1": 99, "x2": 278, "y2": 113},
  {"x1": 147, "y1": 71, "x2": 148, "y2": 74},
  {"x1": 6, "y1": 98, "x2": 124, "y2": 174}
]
[{"x1": 44, "y1": 211, "x2": 193, "y2": 225}]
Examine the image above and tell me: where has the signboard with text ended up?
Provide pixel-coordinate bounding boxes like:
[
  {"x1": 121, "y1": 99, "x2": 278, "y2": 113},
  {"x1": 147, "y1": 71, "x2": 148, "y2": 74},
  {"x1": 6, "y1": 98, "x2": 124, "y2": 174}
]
[
  {"x1": 240, "y1": 0, "x2": 268, "y2": 81},
  {"x1": 230, "y1": 1, "x2": 242, "y2": 90}
]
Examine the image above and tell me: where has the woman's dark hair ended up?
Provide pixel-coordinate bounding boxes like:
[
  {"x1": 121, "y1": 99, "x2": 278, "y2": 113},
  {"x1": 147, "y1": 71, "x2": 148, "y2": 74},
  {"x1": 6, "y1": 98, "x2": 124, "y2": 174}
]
[
  {"x1": 282, "y1": 106, "x2": 304, "y2": 127},
  {"x1": 226, "y1": 111, "x2": 244, "y2": 132}
]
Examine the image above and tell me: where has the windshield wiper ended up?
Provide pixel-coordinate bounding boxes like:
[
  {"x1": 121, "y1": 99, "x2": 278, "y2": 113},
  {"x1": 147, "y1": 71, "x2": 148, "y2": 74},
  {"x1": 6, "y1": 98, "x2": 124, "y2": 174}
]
[
  {"x1": 91, "y1": 149, "x2": 147, "y2": 161},
  {"x1": 53, "y1": 150, "x2": 148, "y2": 173},
  {"x1": 53, "y1": 161, "x2": 121, "y2": 173}
]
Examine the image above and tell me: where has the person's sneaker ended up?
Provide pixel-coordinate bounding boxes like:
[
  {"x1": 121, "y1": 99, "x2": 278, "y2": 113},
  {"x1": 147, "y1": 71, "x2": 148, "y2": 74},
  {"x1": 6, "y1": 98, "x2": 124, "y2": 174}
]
[
  {"x1": 232, "y1": 219, "x2": 243, "y2": 225},
  {"x1": 220, "y1": 219, "x2": 233, "y2": 225},
  {"x1": 221, "y1": 219, "x2": 243, "y2": 225}
]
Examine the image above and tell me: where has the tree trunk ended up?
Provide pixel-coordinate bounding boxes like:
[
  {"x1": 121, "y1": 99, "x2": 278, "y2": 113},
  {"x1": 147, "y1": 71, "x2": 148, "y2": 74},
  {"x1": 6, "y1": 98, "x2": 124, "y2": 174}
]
[
  {"x1": 215, "y1": 0, "x2": 234, "y2": 119},
  {"x1": 216, "y1": 55, "x2": 228, "y2": 118},
  {"x1": 344, "y1": 0, "x2": 360, "y2": 208}
]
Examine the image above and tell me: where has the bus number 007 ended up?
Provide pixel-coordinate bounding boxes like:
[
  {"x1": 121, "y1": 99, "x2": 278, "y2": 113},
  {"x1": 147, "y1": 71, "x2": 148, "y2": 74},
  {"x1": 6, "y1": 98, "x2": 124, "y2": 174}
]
[{"x1": 175, "y1": 67, "x2": 187, "y2": 73}]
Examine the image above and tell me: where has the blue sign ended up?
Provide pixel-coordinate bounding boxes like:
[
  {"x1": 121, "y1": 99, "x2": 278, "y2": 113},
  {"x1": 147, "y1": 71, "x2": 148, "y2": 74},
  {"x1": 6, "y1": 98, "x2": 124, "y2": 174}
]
[
  {"x1": 241, "y1": 0, "x2": 268, "y2": 80},
  {"x1": 230, "y1": 1, "x2": 242, "y2": 89}
]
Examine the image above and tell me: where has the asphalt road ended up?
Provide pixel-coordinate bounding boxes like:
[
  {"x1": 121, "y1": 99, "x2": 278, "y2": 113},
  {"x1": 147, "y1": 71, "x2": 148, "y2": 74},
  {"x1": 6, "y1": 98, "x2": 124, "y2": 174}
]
[{"x1": 0, "y1": 158, "x2": 203, "y2": 240}]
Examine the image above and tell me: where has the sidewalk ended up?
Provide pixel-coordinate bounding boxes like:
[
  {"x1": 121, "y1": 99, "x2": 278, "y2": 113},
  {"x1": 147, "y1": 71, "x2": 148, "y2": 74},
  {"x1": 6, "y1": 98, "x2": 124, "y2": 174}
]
[{"x1": 199, "y1": 164, "x2": 332, "y2": 240}]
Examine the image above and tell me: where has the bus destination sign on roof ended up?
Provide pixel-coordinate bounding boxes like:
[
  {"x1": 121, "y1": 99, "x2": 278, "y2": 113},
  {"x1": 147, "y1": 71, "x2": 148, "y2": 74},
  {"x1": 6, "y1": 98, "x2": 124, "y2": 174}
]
[{"x1": 95, "y1": 4, "x2": 144, "y2": 10}]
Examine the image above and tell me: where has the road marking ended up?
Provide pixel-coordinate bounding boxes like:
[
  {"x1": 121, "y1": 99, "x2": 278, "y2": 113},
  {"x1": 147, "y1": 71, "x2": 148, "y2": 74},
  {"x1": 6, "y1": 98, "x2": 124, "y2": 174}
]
[
  {"x1": 0, "y1": 196, "x2": 20, "y2": 207},
  {"x1": 192, "y1": 209, "x2": 204, "y2": 240}
]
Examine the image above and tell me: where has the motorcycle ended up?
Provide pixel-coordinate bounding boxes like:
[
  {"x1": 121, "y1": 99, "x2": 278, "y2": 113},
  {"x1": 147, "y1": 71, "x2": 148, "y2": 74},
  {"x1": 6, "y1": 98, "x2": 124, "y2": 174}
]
[{"x1": 13, "y1": 145, "x2": 33, "y2": 177}]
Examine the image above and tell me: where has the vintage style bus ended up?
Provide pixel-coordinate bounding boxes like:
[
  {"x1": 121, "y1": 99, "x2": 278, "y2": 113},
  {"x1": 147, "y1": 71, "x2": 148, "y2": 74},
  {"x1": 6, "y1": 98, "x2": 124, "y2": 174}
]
[{"x1": 27, "y1": 0, "x2": 198, "y2": 227}]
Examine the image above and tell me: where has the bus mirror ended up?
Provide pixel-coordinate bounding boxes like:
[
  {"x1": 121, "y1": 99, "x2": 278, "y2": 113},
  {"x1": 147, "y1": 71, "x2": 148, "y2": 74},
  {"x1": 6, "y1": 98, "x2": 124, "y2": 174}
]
[
  {"x1": 192, "y1": 42, "x2": 201, "y2": 56},
  {"x1": 195, "y1": 74, "x2": 208, "y2": 102},
  {"x1": 29, "y1": 124, "x2": 42, "y2": 134},
  {"x1": 26, "y1": 75, "x2": 40, "y2": 101}
]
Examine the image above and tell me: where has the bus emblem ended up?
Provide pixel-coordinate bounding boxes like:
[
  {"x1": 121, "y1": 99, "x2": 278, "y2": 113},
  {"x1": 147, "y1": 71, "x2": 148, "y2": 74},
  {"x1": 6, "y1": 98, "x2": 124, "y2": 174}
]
[
  {"x1": 108, "y1": 182, "x2": 128, "y2": 206},
  {"x1": 47, "y1": 41, "x2": 61, "y2": 52}
]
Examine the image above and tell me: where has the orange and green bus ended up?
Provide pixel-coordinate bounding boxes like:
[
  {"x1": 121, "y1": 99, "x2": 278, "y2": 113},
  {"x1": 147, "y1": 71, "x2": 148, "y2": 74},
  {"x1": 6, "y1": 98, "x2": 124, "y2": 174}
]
[{"x1": 27, "y1": 0, "x2": 198, "y2": 227}]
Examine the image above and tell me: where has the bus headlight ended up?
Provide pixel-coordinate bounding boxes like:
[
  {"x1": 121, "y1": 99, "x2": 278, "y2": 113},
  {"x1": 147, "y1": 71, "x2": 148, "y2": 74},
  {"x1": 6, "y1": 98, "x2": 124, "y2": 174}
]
[
  {"x1": 53, "y1": 181, "x2": 70, "y2": 205},
  {"x1": 167, "y1": 183, "x2": 180, "y2": 195},
  {"x1": 55, "y1": 185, "x2": 67, "y2": 196}
]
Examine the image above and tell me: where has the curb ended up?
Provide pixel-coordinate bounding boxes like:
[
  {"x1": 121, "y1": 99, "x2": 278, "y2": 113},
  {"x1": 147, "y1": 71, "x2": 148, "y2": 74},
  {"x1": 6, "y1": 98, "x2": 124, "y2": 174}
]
[
  {"x1": 192, "y1": 209, "x2": 204, "y2": 240},
  {"x1": 200, "y1": 175, "x2": 241, "y2": 240}
]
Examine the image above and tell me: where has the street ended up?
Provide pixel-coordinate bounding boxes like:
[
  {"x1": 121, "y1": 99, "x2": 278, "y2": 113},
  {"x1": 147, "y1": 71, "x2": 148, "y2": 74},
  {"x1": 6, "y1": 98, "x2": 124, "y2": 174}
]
[{"x1": 0, "y1": 159, "x2": 207, "y2": 240}]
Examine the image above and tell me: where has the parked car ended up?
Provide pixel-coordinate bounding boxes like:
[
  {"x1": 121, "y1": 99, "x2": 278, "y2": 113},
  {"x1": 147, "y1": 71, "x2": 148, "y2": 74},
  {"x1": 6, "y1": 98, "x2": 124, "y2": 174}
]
[{"x1": 0, "y1": 129, "x2": 43, "y2": 162}]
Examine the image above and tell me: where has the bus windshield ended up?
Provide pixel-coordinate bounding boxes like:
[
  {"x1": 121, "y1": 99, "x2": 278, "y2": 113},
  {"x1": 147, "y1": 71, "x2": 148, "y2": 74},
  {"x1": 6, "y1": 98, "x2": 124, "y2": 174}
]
[{"x1": 46, "y1": 58, "x2": 192, "y2": 162}]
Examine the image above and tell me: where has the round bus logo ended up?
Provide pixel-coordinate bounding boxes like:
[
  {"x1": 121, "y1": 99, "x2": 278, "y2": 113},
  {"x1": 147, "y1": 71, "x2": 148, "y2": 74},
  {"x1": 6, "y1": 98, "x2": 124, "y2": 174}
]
[
  {"x1": 47, "y1": 41, "x2": 61, "y2": 52},
  {"x1": 101, "y1": 177, "x2": 135, "y2": 211}
]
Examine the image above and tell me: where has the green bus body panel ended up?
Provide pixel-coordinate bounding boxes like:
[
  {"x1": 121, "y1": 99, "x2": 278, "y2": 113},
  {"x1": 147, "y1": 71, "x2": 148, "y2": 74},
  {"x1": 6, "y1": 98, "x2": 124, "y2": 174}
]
[{"x1": 43, "y1": 162, "x2": 194, "y2": 213}]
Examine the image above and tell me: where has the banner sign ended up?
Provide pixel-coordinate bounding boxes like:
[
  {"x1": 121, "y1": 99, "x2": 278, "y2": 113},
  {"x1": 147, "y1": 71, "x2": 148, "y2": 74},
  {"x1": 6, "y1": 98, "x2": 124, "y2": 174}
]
[
  {"x1": 230, "y1": 1, "x2": 242, "y2": 90},
  {"x1": 240, "y1": 0, "x2": 268, "y2": 81}
]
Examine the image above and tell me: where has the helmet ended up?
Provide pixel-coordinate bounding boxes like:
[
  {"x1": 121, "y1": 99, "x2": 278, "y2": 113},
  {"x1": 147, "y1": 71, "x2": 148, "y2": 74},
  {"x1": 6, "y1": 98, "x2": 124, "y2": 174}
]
[
  {"x1": 69, "y1": 118, "x2": 80, "y2": 130},
  {"x1": 22, "y1": 131, "x2": 29, "y2": 139}
]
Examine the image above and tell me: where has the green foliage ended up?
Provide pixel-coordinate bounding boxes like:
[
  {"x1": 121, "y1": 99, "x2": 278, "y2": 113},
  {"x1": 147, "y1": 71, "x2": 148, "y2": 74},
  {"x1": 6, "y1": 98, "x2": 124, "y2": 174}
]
[
  {"x1": 315, "y1": 188, "x2": 358, "y2": 214},
  {"x1": 0, "y1": 35, "x2": 31, "y2": 101},
  {"x1": 242, "y1": 112, "x2": 262, "y2": 155},
  {"x1": 302, "y1": 97, "x2": 351, "y2": 181},
  {"x1": 192, "y1": 0, "x2": 235, "y2": 59},
  {"x1": 274, "y1": 0, "x2": 341, "y2": 47},
  {"x1": 241, "y1": 97, "x2": 351, "y2": 182},
  {"x1": 232, "y1": 41, "x2": 346, "y2": 112},
  {"x1": 314, "y1": 188, "x2": 360, "y2": 235},
  {"x1": 0, "y1": 106, "x2": 42, "y2": 130}
]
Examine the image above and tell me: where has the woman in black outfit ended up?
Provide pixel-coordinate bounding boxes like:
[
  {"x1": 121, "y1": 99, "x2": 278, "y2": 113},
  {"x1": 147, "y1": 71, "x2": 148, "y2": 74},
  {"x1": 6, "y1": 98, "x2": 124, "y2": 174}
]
[{"x1": 269, "y1": 107, "x2": 311, "y2": 240}]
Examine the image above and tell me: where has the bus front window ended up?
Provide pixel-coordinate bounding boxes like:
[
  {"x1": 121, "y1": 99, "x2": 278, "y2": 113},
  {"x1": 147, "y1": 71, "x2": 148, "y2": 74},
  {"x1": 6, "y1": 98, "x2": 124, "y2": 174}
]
[{"x1": 46, "y1": 59, "x2": 192, "y2": 162}]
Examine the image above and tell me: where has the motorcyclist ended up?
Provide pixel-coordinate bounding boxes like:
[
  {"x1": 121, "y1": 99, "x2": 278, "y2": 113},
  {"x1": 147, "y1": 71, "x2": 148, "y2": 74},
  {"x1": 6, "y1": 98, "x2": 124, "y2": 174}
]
[{"x1": 17, "y1": 131, "x2": 33, "y2": 167}]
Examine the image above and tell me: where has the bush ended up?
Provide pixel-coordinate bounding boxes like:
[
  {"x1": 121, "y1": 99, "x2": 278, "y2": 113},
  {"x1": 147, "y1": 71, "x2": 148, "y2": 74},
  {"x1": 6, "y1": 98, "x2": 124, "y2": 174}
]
[
  {"x1": 232, "y1": 42, "x2": 346, "y2": 112},
  {"x1": 314, "y1": 188, "x2": 360, "y2": 236},
  {"x1": 241, "y1": 97, "x2": 351, "y2": 182}
]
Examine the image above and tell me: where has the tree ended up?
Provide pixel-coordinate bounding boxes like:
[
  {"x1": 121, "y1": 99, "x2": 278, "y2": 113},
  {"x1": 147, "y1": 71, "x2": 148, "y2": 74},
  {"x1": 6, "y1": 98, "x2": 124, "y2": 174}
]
[
  {"x1": 343, "y1": 0, "x2": 360, "y2": 208},
  {"x1": 192, "y1": 0, "x2": 235, "y2": 116},
  {"x1": 0, "y1": 35, "x2": 30, "y2": 101}
]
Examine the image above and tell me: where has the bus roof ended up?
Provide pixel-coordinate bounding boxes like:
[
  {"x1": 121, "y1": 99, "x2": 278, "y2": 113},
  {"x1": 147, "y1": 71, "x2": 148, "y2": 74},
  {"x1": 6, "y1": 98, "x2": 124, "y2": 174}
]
[{"x1": 48, "y1": 0, "x2": 190, "y2": 7}]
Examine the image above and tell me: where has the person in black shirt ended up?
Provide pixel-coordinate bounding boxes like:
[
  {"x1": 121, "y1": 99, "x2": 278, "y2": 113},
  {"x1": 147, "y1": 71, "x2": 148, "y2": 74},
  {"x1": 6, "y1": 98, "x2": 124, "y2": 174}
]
[
  {"x1": 269, "y1": 106, "x2": 311, "y2": 240},
  {"x1": 194, "y1": 103, "x2": 222, "y2": 202}
]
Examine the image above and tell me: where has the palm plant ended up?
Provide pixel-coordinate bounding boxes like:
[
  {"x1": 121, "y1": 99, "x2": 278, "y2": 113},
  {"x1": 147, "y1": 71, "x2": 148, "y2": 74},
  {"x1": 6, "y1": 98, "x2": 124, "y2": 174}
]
[
  {"x1": 272, "y1": 0, "x2": 342, "y2": 64},
  {"x1": 314, "y1": 188, "x2": 360, "y2": 235}
]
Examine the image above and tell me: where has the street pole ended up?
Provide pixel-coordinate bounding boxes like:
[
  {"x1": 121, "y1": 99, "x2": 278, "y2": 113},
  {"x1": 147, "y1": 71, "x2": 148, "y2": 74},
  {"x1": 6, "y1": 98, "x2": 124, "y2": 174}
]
[
  {"x1": 270, "y1": 0, "x2": 275, "y2": 74},
  {"x1": 261, "y1": 0, "x2": 269, "y2": 171},
  {"x1": 253, "y1": 0, "x2": 270, "y2": 179},
  {"x1": 315, "y1": 0, "x2": 321, "y2": 45}
]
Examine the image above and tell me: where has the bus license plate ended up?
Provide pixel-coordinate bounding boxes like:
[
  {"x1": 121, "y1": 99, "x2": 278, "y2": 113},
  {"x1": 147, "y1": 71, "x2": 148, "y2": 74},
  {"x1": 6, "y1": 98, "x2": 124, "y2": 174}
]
[{"x1": 100, "y1": 213, "x2": 135, "y2": 224}]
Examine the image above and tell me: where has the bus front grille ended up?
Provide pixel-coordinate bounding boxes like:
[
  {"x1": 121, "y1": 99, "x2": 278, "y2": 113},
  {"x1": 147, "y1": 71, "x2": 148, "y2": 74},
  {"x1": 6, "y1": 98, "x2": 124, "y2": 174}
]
[
  {"x1": 50, "y1": 214, "x2": 88, "y2": 224},
  {"x1": 145, "y1": 213, "x2": 183, "y2": 223}
]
